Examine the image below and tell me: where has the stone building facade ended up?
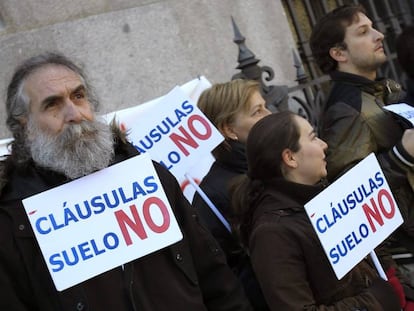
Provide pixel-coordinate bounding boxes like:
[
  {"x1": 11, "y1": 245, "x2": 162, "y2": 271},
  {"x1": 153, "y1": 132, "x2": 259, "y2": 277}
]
[{"x1": 0, "y1": 0, "x2": 297, "y2": 139}]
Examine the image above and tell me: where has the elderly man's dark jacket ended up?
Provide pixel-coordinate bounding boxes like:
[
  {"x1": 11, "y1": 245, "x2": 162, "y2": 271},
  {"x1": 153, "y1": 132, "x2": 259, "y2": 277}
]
[{"x1": 0, "y1": 131, "x2": 252, "y2": 311}]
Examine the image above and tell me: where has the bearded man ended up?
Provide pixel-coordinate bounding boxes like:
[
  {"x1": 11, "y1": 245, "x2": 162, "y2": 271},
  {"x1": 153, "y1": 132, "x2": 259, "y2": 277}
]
[{"x1": 0, "y1": 52, "x2": 252, "y2": 311}]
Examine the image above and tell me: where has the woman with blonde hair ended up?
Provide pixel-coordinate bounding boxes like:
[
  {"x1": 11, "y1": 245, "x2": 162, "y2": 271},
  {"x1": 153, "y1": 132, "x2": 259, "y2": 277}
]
[{"x1": 193, "y1": 79, "x2": 271, "y2": 310}]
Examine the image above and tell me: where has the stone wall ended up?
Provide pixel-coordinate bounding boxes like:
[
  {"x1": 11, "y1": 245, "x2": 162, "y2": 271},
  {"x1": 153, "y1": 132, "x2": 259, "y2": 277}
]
[{"x1": 0, "y1": 0, "x2": 297, "y2": 139}]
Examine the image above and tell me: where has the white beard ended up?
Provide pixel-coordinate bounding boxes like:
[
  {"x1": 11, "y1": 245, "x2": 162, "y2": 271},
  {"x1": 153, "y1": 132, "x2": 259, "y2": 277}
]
[{"x1": 26, "y1": 117, "x2": 115, "y2": 179}]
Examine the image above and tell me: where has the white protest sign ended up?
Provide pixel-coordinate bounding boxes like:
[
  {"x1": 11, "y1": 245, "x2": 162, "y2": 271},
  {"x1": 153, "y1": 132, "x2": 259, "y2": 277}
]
[
  {"x1": 304, "y1": 153, "x2": 403, "y2": 279},
  {"x1": 103, "y1": 76, "x2": 216, "y2": 201},
  {"x1": 23, "y1": 153, "x2": 183, "y2": 291},
  {"x1": 103, "y1": 76, "x2": 212, "y2": 127},
  {"x1": 121, "y1": 86, "x2": 223, "y2": 184},
  {"x1": 384, "y1": 103, "x2": 414, "y2": 127}
]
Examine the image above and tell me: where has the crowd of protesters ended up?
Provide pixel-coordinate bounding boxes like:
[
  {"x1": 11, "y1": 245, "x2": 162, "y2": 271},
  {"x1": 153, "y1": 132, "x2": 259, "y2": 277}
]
[{"x1": 1, "y1": 3, "x2": 414, "y2": 311}]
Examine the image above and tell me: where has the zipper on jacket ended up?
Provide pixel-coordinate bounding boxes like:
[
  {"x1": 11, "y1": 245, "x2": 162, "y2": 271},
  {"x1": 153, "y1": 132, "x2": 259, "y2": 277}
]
[{"x1": 122, "y1": 263, "x2": 140, "y2": 311}]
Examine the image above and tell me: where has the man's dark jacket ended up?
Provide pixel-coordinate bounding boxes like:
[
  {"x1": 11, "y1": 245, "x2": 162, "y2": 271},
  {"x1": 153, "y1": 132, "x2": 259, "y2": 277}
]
[{"x1": 321, "y1": 71, "x2": 414, "y2": 247}]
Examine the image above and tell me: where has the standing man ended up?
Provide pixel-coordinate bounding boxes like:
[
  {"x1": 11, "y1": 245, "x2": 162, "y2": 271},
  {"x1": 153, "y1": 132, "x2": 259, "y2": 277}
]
[
  {"x1": 0, "y1": 52, "x2": 253, "y2": 311},
  {"x1": 310, "y1": 4, "x2": 414, "y2": 309}
]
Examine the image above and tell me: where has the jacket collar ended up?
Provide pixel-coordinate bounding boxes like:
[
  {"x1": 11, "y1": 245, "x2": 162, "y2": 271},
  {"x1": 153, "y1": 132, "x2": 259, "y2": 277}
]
[
  {"x1": 242, "y1": 178, "x2": 326, "y2": 244},
  {"x1": 330, "y1": 71, "x2": 402, "y2": 103},
  {"x1": 260, "y1": 177, "x2": 326, "y2": 212},
  {"x1": 216, "y1": 140, "x2": 247, "y2": 174},
  {"x1": 330, "y1": 70, "x2": 375, "y2": 87}
]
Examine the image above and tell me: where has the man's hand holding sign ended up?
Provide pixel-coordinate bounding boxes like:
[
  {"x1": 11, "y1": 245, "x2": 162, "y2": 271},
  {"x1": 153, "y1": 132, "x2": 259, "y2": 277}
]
[{"x1": 305, "y1": 153, "x2": 403, "y2": 280}]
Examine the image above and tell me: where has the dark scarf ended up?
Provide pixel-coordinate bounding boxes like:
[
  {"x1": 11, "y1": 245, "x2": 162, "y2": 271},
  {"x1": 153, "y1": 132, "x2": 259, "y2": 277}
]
[
  {"x1": 239, "y1": 177, "x2": 327, "y2": 245},
  {"x1": 262, "y1": 177, "x2": 327, "y2": 208},
  {"x1": 215, "y1": 140, "x2": 248, "y2": 174}
]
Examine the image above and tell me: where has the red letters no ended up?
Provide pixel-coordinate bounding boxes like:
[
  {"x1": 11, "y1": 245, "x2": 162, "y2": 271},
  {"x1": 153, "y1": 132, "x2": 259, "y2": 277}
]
[
  {"x1": 187, "y1": 114, "x2": 212, "y2": 140},
  {"x1": 169, "y1": 114, "x2": 212, "y2": 156},
  {"x1": 143, "y1": 197, "x2": 170, "y2": 233},
  {"x1": 377, "y1": 189, "x2": 395, "y2": 219},
  {"x1": 115, "y1": 204, "x2": 148, "y2": 246},
  {"x1": 362, "y1": 189, "x2": 396, "y2": 233}
]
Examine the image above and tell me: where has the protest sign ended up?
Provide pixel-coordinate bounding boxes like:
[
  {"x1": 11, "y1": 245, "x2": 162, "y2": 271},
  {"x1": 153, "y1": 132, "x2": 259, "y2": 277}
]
[
  {"x1": 103, "y1": 76, "x2": 217, "y2": 201},
  {"x1": 304, "y1": 153, "x2": 403, "y2": 279},
  {"x1": 23, "y1": 153, "x2": 183, "y2": 291},
  {"x1": 181, "y1": 152, "x2": 215, "y2": 200}
]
